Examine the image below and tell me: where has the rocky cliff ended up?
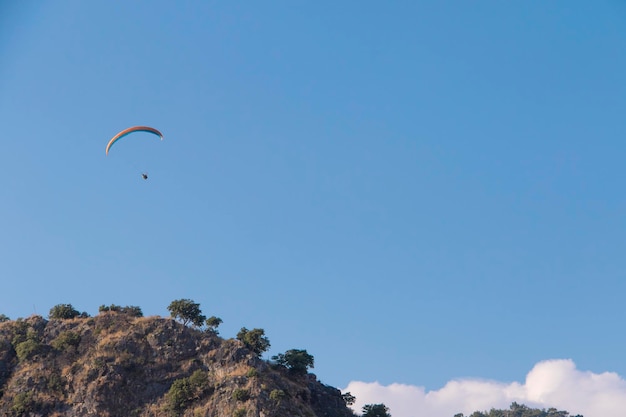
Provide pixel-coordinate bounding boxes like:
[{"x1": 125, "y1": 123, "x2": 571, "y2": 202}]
[{"x1": 0, "y1": 313, "x2": 356, "y2": 417}]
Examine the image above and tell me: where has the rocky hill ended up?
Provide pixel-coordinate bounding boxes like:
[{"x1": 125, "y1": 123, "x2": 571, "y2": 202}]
[{"x1": 0, "y1": 312, "x2": 356, "y2": 417}]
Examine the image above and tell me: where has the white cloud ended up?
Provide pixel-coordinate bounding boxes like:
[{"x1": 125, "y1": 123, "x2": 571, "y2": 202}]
[{"x1": 342, "y1": 359, "x2": 626, "y2": 417}]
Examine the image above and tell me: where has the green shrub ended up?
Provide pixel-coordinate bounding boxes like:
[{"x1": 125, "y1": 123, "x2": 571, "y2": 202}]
[
  {"x1": 165, "y1": 378, "x2": 193, "y2": 415},
  {"x1": 188, "y1": 369, "x2": 208, "y2": 387},
  {"x1": 15, "y1": 339, "x2": 41, "y2": 362},
  {"x1": 232, "y1": 388, "x2": 250, "y2": 402},
  {"x1": 99, "y1": 304, "x2": 143, "y2": 317},
  {"x1": 10, "y1": 319, "x2": 30, "y2": 345},
  {"x1": 164, "y1": 370, "x2": 210, "y2": 416},
  {"x1": 12, "y1": 391, "x2": 36, "y2": 414},
  {"x1": 92, "y1": 356, "x2": 106, "y2": 369},
  {"x1": 52, "y1": 331, "x2": 81, "y2": 352},
  {"x1": 246, "y1": 368, "x2": 258, "y2": 378},
  {"x1": 47, "y1": 372, "x2": 64, "y2": 393},
  {"x1": 269, "y1": 389, "x2": 285, "y2": 402},
  {"x1": 234, "y1": 407, "x2": 247, "y2": 417}
]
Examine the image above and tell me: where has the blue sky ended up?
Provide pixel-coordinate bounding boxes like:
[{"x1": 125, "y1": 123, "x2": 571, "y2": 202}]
[{"x1": 2, "y1": 2, "x2": 626, "y2": 415}]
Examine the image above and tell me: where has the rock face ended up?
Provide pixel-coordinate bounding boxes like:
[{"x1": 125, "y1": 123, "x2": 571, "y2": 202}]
[{"x1": 0, "y1": 314, "x2": 356, "y2": 417}]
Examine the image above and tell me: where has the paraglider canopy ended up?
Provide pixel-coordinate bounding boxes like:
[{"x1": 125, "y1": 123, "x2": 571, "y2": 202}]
[{"x1": 105, "y1": 126, "x2": 163, "y2": 155}]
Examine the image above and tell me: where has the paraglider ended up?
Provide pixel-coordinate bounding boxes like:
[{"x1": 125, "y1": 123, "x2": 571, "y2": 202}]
[
  {"x1": 105, "y1": 126, "x2": 163, "y2": 180},
  {"x1": 105, "y1": 126, "x2": 163, "y2": 155}
]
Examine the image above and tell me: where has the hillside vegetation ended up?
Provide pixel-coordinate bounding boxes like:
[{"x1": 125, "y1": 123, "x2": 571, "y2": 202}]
[
  {"x1": 457, "y1": 401, "x2": 583, "y2": 417},
  {"x1": 0, "y1": 302, "x2": 355, "y2": 417}
]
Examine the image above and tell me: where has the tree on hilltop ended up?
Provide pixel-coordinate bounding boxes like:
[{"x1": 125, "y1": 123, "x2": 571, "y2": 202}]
[
  {"x1": 362, "y1": 403, "x2": 391, "y2": 417},
  {"x1": 236, "y1": 327, "x2": 270, "y2": 356},
  {"x1": 49, "y1": 304, "x2": 81, "y2": 320},
  {"x1": 272, "y1": 349, "x2": 315, "y2": 375},
  {"x1": 167, "y1": 299, "x2": 206, "y2": 327},
  {"x1": 99, "y1": 304, "x2": 143, "y2": 317},
  {"x1": 457, "y1": 402, "x2": 583, "y2": 417},
  {"x1": 205, "y1": 316, "x2": 223, "y2": 335},
  {"x1": 342, "y1": 392, "x2": 356, "y2": 406}
]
